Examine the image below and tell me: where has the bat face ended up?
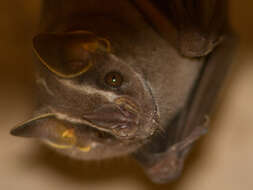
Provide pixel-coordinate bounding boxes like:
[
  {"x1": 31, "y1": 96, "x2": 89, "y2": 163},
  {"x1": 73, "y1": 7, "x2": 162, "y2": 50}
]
[
  {"x1": 12, "y1": 31, "x2": 161, "y2": 159},
  {"x1": 11, "y1": 22, "x2": 203, "y2": 159}
]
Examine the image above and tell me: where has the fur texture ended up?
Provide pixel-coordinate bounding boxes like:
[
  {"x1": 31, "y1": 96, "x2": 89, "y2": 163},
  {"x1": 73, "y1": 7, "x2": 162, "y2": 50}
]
[{"x1": 11, "y1": 0, "x2": 231, "y2": 184}]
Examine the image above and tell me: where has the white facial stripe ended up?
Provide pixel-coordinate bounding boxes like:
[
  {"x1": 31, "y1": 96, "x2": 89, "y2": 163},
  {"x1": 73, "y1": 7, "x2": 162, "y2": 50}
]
[
  {"x1": 49, "y1": 110, "x2": 113, "y2": 134},
  {"x1": 57, "y1": 78, "x2": 119, "y2": 102},
  {"x1": 36, "y1": 77, "x2": 55, "y2": 96},
  {"x1": 53, "y1": 111, "x2": 84, "y2": 124}
]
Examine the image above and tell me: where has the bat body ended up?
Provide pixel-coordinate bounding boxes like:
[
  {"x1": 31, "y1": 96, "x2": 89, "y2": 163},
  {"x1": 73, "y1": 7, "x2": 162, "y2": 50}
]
[{"x1": 11, "y1": 0, "x2": 233, "y2": 183}]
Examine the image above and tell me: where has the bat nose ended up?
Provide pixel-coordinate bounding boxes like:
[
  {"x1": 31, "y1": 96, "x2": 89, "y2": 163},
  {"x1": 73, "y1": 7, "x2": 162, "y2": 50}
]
[
  {"x1": 82, "y1": 104, "x2": 138, "y2": 126},
  {"x1": 82, "y1": 104, "x2": 140, "y2": 139}
]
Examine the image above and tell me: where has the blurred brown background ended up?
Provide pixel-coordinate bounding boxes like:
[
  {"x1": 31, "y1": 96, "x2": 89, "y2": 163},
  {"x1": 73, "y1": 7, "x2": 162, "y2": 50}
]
[{"x1": 0, "y1": 1, "x2": 253, "y2": 190}]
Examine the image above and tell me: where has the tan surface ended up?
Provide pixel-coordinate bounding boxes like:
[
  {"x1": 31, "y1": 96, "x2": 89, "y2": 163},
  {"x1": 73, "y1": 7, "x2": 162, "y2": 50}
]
[{"x1": 0, "y1": 1, "x2": 253, "y2": 189}]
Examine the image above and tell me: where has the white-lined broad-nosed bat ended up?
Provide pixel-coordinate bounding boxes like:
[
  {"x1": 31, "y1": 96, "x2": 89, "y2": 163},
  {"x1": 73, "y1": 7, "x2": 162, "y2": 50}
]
[{"x1": 10, "y1": 0, "x2": 234, "y2": 183}]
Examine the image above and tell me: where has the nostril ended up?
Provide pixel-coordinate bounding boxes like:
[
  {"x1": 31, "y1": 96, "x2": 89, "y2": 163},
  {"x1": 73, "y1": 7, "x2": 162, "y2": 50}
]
[
  {"x1": 112, "y1": 124, "x2": 138, "y2": 139},
  {"x1": 118, "y1": 104, "x2": 139, "y2": 122},
  {"x1": 114, "y1": 97, "x2": 139, "y2": 112}
]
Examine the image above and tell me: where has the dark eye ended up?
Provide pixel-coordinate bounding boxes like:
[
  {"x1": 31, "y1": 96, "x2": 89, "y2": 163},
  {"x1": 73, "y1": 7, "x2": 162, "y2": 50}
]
[{"x1": 105, "y1": 71, "x2": 123, "y2": 88}]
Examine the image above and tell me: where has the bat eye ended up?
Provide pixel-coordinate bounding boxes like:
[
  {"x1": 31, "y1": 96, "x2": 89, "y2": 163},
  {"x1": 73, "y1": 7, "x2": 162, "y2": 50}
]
[{"x1": 105, "y1": 72, "x2": 123, "y2": 88}]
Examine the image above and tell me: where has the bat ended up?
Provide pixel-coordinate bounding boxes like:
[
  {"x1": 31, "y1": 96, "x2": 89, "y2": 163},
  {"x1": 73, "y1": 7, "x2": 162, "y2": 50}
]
[{"x1": 10, "y1": 0, "x2": 234, "y2": 184}]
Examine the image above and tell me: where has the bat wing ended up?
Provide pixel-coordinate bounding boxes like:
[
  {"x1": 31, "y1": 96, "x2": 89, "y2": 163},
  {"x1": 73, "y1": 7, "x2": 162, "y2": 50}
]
[
  {"x1": 133, "y1": 0, "x2": 228, "y2": 57},
  {"x1": 133, "y1": 0, "x2": 235, "y2": 183},
  {"x1": 134, "y1": 36, "x2": 236, "y2": 184}
]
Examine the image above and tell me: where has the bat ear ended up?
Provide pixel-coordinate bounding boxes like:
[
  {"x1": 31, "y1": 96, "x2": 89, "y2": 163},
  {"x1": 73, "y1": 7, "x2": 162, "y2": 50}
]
[
  {"x1": 10, "y1": 113, "x2": 57, "y2": 138},
  {"x1": 10, "y1": 113, "x2": 73, "y2": 143},
  {"x1": 10, "y1": 113, "x2": 77, "y2": 148},
  {"x1": 33, "y1": 31, "x2": 110, "y2": 78}
]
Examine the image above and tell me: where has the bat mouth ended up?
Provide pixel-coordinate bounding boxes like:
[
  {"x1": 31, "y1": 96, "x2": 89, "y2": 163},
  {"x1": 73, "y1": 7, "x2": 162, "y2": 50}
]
[
  {"x1": 75, "y1": 123, "x2": 117, "y2": 141},
  {"x1": 10, "y1": 96, "x2": 154, "y2": 157},
  {"x1": 38, "y1": 99, "x2": 143, "y2": 151}
]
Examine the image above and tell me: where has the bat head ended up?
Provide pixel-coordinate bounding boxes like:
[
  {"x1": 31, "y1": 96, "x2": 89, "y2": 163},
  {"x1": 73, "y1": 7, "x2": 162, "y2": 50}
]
[{"x1": 11, "y1": 31, "x2": 160, "y2": 159}]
